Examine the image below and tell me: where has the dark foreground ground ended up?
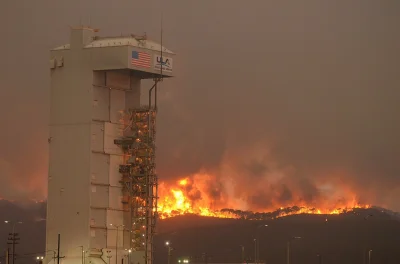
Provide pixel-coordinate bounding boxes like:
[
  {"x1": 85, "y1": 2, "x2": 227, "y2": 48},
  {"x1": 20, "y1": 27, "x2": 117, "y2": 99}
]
[
  {"x1": 1, "y1": 200, "x2": 400, "y2": 264},
  {"x1": 155, "y1": 211, "x2": 400, "y2": 264}
]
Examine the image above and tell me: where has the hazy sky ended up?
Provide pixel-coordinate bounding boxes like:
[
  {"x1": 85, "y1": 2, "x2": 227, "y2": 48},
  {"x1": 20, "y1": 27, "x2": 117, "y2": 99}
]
[{"x1": 1, "y1": 1, "x2": 399, "y2": 210}]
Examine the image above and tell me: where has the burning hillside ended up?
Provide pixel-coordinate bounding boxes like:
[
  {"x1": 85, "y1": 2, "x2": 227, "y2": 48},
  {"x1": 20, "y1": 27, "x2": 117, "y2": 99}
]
[{"x1": 157, "y1": 174, "x2": 370, "y2": 219}]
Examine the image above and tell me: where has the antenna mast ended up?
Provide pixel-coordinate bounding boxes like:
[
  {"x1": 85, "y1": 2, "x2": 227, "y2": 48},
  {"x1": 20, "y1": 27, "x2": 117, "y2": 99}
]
[{"x1": 160, "y1": 10, "x2": 163, "y2": 81}]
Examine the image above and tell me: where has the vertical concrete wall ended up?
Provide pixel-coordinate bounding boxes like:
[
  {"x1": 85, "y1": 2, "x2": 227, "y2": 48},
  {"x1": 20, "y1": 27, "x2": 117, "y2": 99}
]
[{"x1": 47, "y1": 28, "x2": 95, "y2": 264}]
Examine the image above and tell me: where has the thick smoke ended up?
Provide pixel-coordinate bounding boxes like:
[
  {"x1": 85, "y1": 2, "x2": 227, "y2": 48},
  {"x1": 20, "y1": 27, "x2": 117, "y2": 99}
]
[
  {"x1": 156, "y1": 0, "x2": 400, "y2": 211},
  {"x1": 1, "y1": 1, "x2": 400, "y2": 210}
]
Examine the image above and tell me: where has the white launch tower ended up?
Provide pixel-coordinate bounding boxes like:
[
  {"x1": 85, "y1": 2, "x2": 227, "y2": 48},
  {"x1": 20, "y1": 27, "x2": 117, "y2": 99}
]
[{"x1": 46, "y1": 27, "x2": 174, "y2": 264}]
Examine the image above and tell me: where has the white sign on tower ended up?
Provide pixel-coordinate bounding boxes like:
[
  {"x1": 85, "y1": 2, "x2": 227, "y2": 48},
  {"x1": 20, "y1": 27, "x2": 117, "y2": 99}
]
[{"x1": 154, "y1": 55, "x2": 173, "y2": 72}]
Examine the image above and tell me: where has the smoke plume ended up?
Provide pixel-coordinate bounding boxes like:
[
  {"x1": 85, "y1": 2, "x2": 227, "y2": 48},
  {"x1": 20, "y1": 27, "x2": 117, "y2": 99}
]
[{"x1": 1, "y1": 1, "x2": 400, "y2": 211}]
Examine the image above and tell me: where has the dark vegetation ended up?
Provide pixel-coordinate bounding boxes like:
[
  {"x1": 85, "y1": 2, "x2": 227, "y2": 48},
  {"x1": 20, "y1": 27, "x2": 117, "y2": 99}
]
[{"x1": 1, "y1": 200, "x2": 400, "y2": 264}]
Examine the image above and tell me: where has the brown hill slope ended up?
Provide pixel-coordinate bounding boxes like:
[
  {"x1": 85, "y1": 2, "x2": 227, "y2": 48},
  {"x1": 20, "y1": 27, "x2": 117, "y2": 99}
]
[
  {"x1": 154, "y1": 209, "x2": 400, "y2": 264},
  {"x1": 1, "y1": 203, "x2": 400, "y2": 264}
]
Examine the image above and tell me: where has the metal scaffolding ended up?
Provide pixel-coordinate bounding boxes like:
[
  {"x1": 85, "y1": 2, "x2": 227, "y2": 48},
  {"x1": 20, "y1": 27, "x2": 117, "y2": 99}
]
[{"x1": 114, "y1": 106, "x2": 158, "y2": 264}]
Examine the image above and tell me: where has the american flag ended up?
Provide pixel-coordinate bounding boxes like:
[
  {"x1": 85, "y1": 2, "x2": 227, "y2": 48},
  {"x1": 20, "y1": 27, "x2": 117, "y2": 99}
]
[{"x1": 131, "y1": 51, "x2": 151, "y2": 68}]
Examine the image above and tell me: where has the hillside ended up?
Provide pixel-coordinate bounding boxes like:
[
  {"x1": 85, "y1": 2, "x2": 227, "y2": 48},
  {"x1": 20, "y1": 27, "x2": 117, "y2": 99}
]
[
  {"x1": 154, "y1": 210, "x2": 400, "y2": 264},
  {"x1": 1, "y1": 202, "x2": 400, "y2": 264}
]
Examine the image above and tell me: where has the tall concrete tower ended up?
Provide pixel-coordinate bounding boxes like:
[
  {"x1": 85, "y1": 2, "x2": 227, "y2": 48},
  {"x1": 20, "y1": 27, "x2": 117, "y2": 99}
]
[{"x1": 46, "y1": 27, "x2": 174, "y2": 264}]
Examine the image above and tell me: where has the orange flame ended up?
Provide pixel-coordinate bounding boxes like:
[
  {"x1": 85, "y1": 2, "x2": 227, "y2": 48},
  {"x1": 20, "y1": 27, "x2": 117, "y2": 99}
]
[{"x1": 157, "y1": 174, "x2": 371, "y2": 219}]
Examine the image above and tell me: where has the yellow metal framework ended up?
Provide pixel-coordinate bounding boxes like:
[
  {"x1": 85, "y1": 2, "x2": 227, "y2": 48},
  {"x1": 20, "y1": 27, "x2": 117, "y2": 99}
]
[{"x1": 114, "y1": 106, "x2": 158, "y2": 264}]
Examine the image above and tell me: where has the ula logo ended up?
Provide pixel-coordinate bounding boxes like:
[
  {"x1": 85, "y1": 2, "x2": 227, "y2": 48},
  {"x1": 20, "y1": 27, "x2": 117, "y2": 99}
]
[
  {"x1": 154, "y1": 55, "x2": 173, "y2": 71},
  {"x1": 157, "y1": 56, "x2": 170, "y2": 66}
]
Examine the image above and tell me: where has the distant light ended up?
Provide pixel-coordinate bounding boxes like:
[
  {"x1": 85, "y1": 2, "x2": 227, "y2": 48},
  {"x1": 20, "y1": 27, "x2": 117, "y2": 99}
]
[
  {"x1": 165, "y1": 241, "x2": 170, "y2": 246},
  {"x1": 128, "y1": 249, "x2": 132, "y2": 253}
]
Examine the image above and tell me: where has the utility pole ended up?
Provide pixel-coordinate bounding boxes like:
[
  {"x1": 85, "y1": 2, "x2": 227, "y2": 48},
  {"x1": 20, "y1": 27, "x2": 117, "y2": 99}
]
[
  {"x1": 107, "y1": 250, "x2": 112, "y2": 264},
  {"x1": 254, "y1": 224, "x2": 267, "y2": 264},
  {"x1": 253, "y1": 239, "x2": 257, "y2": 264},
  {"x1": 167, "y1": 247, "x2": 172, "y2": 264},
  {"x1": 56, "y1": 234, "x2": 65, "y2": 264},
  {"x1": 7, "y1": 231, "x2": 20, "y2": 264},
  {"x1": 287, "y1": 237, "x2": 301, "y2": 264},
  {"x1": 6, "y1": 248, "x2": 10, "y2": 264},
  {"x1": 286, "y1": 241, "x2": 290, "y2": 264},
  {"x1": 165, "y1": 241, "x2": 173, "y2": 264},
  {"x1": 57, "y1": 234, "x2": 61, "y2": 264},
  {"x1": 116, "y1": 228, "x2": 118, "y2": 264},
  {"x1": 368, "y1": 250, "x2": 372, "y2": 264},
  {"x1": 240, "y1": 245, "x2": 245, "y2": 263},
  {"x1": 202, "y1": 253, "x2": 209, "y2": 264},
  {"x1": 109, "y1": 224, "x2": 124, "y2": 264},
  {"x1": 79, "y1": 246, "x2": 85, "y2": 264},
  {"x1": 4, "y1": 221, "x2": 22, "y2": 264},
  {"x1": 317, "y1": 254, "x2": 322, "y2": 264}
]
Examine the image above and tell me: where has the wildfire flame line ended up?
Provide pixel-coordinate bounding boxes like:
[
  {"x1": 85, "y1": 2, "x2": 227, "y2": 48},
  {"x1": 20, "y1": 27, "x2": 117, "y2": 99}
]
[{"x1": 157, "y1": 177, "x2": 370, "y2": 220}]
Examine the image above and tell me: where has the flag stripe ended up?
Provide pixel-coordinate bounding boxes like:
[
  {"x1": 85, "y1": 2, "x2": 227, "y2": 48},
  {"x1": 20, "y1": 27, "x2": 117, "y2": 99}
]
[{"x1": 132, "y1": 51, "x2": 151, "y2": 68}]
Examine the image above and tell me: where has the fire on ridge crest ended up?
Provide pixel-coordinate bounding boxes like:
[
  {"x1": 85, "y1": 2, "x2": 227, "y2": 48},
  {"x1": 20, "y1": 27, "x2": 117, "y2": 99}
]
[{"x1": 157, "y1": 177, "x2": 371, "y2": 220}]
